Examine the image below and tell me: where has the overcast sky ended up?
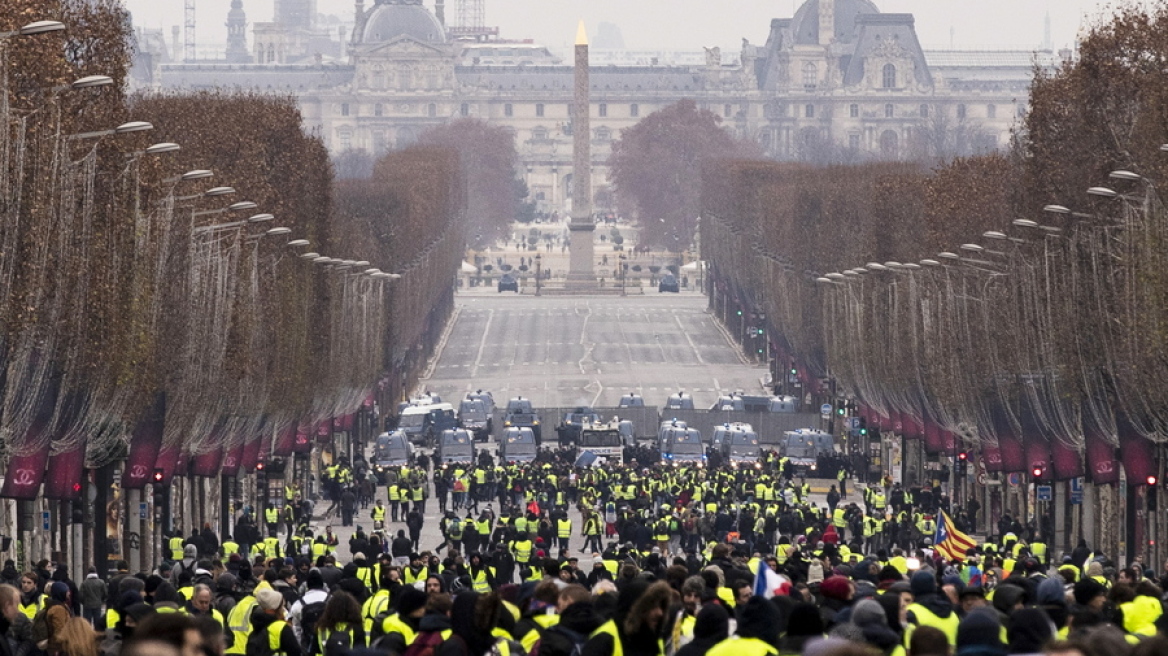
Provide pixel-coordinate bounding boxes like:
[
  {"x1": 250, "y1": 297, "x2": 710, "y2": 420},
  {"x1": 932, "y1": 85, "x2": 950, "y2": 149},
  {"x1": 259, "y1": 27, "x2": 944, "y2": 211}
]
[{"x1": 122, "y1": 0, "x2": 1132, "y2": 56}]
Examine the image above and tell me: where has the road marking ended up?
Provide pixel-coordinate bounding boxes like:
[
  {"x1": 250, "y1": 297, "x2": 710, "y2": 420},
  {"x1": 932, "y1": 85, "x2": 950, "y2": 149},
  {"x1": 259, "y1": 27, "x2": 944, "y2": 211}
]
[
  {"x1": 675, "y1": 312, "x2": 705, "y2": 365},
  {"x1": 470, "y1": 309, "x2": 494, "y2": 378}
]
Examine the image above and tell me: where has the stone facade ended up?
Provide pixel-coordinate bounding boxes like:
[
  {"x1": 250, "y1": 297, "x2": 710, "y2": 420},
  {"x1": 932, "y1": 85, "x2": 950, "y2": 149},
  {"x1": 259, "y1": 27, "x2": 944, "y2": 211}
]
[{"x1": 146, "y1": 0, "x2": 1052, "y2": 215}]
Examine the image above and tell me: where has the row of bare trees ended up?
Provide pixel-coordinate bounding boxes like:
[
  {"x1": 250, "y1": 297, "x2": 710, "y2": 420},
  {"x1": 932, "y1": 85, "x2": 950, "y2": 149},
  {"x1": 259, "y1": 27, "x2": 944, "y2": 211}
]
[
  {"x1": 0, "y1": 0, "x2": 463, "y2": 481},
  {"x1": 702, "y1": 2, "x2": 1168, "y2": 470}
]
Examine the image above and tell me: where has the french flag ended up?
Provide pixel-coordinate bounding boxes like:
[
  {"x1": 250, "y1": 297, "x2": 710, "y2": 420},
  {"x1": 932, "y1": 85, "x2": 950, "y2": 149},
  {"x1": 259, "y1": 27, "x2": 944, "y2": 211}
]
[{"x1": 753, "y1": 559, "x2": 791, "y2": 599}]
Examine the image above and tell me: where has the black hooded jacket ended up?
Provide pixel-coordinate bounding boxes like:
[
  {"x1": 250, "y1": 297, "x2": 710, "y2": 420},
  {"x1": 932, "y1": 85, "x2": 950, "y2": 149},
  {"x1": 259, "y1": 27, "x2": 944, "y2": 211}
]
[
  {"x1": 674, "y1": 604, "x2": 729, "y2": 656},
  {"x1": 538, "y1": 601, "x2": 604, "y2": 656}
]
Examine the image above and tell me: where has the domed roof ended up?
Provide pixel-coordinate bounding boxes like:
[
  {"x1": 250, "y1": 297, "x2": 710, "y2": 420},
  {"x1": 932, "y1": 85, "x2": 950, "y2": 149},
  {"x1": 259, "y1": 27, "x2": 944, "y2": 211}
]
[
  {"x1": 361, "y1": 0, "x2": 446, "y2": 45},
  {"x1": 791, "y1": 0, "x2": 880, "y2": 45}
]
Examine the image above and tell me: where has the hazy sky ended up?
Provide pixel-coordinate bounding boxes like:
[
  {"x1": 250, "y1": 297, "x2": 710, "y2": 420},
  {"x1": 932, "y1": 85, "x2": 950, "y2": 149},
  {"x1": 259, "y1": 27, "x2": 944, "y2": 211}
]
[{"x1": 122, "y1": 0, "x2": 1128, "y2": 56}]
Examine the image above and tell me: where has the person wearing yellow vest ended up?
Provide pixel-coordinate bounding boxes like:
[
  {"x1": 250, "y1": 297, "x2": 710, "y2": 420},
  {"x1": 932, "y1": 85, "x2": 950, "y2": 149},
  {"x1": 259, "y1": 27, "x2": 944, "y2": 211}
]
[
  {"x1": 370, "y1": 501, "x2": 386, "y2": 532},
  {"x1": 584, "y1": 579, "x2": 671, "y2": 656},
  {"x1": 468, "y1": 554, "x2": 494, "y2": 594},
  {"x1": 513, "y1": 581, "x2": 562, "y2": 652},
  {"x1": 186, "y1": 584, "x2": 231, "y2": 648},
  {"x1": 905, "y1": 571, "x2": 959, "y2": 648},
  {"x1": 246, "y1": 588, "x2": 300, "y2": 656},
  {"x1": 221, "y1": 536, "x2": 240, "y2": 558},
  {"x1": 707, "y1": 597, "x2": 781, "y2": 656},
  {"x1": 375, "y1": 587, "x2": 427, "y2": 650},
  {"x1": 556, "y1": 514, "x2": 573, "y2": 553},
  {"x1": 17, "y1": 575, "x2": 43, "y2": 621},
  {"x1": 265, "y1": 506, "x2": 281, "y2": 538},
  {"x1": 224, "y1": 592, "x2": 259, "y2": 656}
]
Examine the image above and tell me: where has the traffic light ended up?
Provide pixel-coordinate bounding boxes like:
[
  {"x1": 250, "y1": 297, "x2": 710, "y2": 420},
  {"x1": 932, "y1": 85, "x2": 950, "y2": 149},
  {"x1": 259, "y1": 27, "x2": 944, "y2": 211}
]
[
  {"x1": 1031, "y1": 465, "x2": 1046, "y2": 480},
  {"x1": 958, "y1": 452, "x2": 968, "y2": 461},
  {"x1": 70, "y1": 501, "x2": 83, "y2": 525},
  {"x1": 1150, "y1": 486, "x2": 1159, "y2": 511},
  {"x1": 736, "y1": 310, "x2": 743, "y2": 317},
  {"x1": 152, "y1": 468, "x2": 164, "y2": 484},
  {"x1": 789, "y1": 361, "x2": 797, "y2": 376},
  {"x1": 1147, "y1": 475, "x2": 1159, "y2": 486},
  {"x1": 858, "y1": 417, "x2": 868, "y2": 436}
]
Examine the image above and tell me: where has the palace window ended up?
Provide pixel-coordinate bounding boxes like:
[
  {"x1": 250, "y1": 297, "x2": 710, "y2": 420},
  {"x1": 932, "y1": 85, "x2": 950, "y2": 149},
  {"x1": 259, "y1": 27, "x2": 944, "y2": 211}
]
[{"x1": 882, "y1": 63, "x2": 896, "y2": 88}]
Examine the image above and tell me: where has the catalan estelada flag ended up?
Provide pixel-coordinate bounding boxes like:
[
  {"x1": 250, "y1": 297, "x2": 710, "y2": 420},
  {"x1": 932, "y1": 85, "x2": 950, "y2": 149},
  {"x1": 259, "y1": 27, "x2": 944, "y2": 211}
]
[{"x1": 933, "y1": 510, "x2": 977, "y2": 561}]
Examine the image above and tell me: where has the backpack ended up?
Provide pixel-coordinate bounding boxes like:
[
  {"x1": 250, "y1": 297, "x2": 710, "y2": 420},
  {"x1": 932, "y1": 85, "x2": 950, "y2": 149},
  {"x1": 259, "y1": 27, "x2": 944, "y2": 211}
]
[
  {"x1": 321, "y1": 626, "x2": 363, "y2": 656},
  {"x1": 530, "y1": 624, "x2": 588, "y2": 656},
  {"x1": 682, "y1": 518, "x2": 695, "y2": 533},
  {"x1": 402, "y1": 631, "x2": 445, "y2": 656},
  {"x1": 299, "y1": 600, "x2": 326, "y2": 650},
  {"x1": 489, "y1": 638, "x2": 524, "y2": 656},
  {"x1": 30, "y1": 606, "x2": 50, "y2": 646},
  {"x1": 453, "y1": 480, "x2": 466, "y2": 493}
]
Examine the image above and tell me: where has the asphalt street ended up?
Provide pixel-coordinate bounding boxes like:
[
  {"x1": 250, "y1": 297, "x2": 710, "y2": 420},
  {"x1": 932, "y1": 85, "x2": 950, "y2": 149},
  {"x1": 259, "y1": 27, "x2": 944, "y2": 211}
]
[
  {"x1": 421, "y1": 291, "x2": 768, "y2": 407},
  {"x1": 313, "y1": 292, "x2": 845, "y2": 569}
]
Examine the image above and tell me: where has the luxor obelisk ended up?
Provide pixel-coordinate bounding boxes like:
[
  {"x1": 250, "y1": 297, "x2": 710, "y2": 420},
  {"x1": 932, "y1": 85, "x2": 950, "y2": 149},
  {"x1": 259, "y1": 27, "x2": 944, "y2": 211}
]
[{"x1": 565, "y1": 20, "x2": 596, "y2": 289}]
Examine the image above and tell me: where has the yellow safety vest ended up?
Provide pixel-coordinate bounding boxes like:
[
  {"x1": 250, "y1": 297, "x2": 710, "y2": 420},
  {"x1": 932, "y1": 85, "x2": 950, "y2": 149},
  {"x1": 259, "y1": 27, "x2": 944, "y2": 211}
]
[
  {"x1": 557, "y1": 519, "x2": 572, "y2": 538},
  {"x1": 906, "y1": 603, "x2": 959, "y2": 647},
  {"x1": 381, "y1": 613, "x2": 416, "y2": 645},
  {"x1": 591, "y1": 619, "x2": 664, "y2": 656},
  {"x1": 362, "y1": 590, "x2": 391, "y2": 633},
  {"x1": 267, "y1": 620, "x2": 288, "y2": 655},
  {"x1": 170, "y1": 536, "x2": 186, "y2": 560},
  {"x1": 265, "y1": 507, "x2": 280, "y2": 524},
  {"x1": 372, "y1": 506, "x2": 386, "y2": 521},
  {"x1": 403, "y1": 566, "x2": 428, "y2": 585},
  {"x1": 519, "y1": 614, "x2": 560, "y2": 652},
  {"x1": 472, "y1": 569, "x2": 490, "y2": 593},
  {"x1": 312, "y1": 542, "x2": 328, "y2": 558},
  {"x1": 20, "y1": 596, "x2": 43, "y2": 621},
  {"x1": 224, "y1": 596, "x2": 258, "y2": 654},
  {"x1": 222, "y1": 541, "x2": 239, "y2": 555},
  {"x1": 707, "y1": 637, "x2": 778, "y2": 656},
  {"x1": 512, "y1": 540, "x2": 533, "y2": 562}
]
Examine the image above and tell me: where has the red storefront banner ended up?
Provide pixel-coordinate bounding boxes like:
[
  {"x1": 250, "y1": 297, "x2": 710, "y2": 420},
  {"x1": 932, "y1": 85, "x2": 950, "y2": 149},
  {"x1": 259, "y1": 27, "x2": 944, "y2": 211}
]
[
  {"x1": 982, "y1": 444, "x2": 1003, "y2": 472},
  {"x1": 1050, "y1": 439, "x2": 1084, "y2": 480},
  {"x1": 154, "y1": 446, "x2": 180, "y2": 486},
  {"x1": 44, "y1": 446, "x2": 85, "y2": 500},
  {"x1": 272, "y1": 424, "x2": 297, "y2": 456},
  {"x1": 221, "y1": 441, "x2": 245, "y2": 476},
  {"x1": 240, "y1": 436, "x2": 262, "y2": 470},
  {"x1": 122, "y1": 393, "x2": 166, "y2": 489},
  {"x1": 191, "y1": 447, "x2": 223, "y2": 477},
  {"x1": 1084, "y1": 426, "x2": 1120, "y2": 485}
]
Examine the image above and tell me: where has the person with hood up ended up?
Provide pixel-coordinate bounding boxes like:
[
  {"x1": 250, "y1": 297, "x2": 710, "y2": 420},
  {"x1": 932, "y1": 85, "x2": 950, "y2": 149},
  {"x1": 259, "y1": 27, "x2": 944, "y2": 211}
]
[
  {"x1": 706, "y1": 597, "x2": 779, "y2": 656},
  {"x1": 851, "y1": 598, "x2": 904, "y2": 656},
  {"x1": 955, "y1": 607, "x2": 1006, "y2": 656},
  {"x1": 989, "y1": 583, "x2": 1026, "y2": 637},
  {"x1": 1116, "y1": 579, "x2": 1163, "y2": 638},
  {"x1": 778, "y1": 602, "x2": 824, "y2": 655},
  {"x1": 99, "y1": 601, "x2": 154, "y2": 656},
  {"x1": 537, "y1": 591, "x2": 604, "y2": 656},
  {"x1": 172, "y1": 546, "x2": 199, "y2": 586},
  {"x1": 817, "y1": 575, "x2": 853, "y2": 630},
  {"x1": 404, "y1": 594, "x2": 454, "y2": 656},
  {"x1": 582, "y1": 579, "x2": 671, "y2": 656},
  {"x1": 435, "y1": 592, "x2": 511, "y2": 656},
  {"x1": 246, "y1": 588, "x2": 301, "y2": 656},
  {"x1": 1006, "y1": 608, "x2": 1054, "y2": 655},
  {"x1": 906, "y1": 570, "x2": 959, "y2": 648},
  {"x1": 1035, "y1": 577, "x2": 1068, "y2": 636},
  {"x1": 374, "y1": 585, "x2": 426, "y2": 650},
  {"x1": 673, "y1": 606, "x2": 728, "y2": 656}
]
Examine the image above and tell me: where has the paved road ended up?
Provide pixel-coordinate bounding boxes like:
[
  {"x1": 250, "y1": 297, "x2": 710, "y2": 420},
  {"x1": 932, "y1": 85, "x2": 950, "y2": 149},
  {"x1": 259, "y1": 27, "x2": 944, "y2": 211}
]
[
  {"x1": 312, "y1": 293, "x2": 805, "y2": 568},
  {"x1": 422, "y1": 292, "x2": 767, "y2": 407}
]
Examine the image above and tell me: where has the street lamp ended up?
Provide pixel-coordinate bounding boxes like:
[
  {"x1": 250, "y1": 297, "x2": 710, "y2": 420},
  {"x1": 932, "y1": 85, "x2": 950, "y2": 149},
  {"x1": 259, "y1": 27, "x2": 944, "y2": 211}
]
[
  {"x1": 619, "y1": 253, "x2": 627, "y2": 296},
  {"x1": 69, "y1": 120, "x2": 153, "y2": 141},
  {"x1": 0, "y1": 20, "x2": 66, "y2": 39},
  {"x1": 534, "y1": 253, "x2": 542, "y2": 297}
]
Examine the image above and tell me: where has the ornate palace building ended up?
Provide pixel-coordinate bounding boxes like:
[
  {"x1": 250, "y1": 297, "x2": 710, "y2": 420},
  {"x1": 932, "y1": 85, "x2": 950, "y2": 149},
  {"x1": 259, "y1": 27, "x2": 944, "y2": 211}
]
[{"x1": 138, "y1": 0, "x2": 1056, "y2": 215}]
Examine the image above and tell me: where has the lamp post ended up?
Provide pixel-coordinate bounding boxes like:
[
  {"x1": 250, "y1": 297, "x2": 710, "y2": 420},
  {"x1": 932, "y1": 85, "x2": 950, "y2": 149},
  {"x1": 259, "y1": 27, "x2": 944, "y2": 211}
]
[
  {"x1": 534, "y1": 253, "x2": 542, "y2": 296},
  {"x1": 619, "y1": 253, "x2": 627, "y2": 296}
]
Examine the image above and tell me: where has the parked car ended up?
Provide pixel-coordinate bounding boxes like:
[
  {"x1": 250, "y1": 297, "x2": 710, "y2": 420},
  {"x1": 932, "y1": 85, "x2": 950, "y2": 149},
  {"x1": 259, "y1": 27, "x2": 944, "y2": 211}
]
[
  {"x1": 658, "y1": 273, "x2": 680, "y2": 293},
  {"x1": 498, "y1": 273, "x2": 518, "y2": 292}
]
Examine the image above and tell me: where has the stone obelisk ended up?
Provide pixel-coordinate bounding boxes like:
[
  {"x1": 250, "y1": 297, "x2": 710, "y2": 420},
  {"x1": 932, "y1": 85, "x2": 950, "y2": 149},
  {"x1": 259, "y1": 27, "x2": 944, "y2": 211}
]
[{"x1": 566, "y1": 20, "x2": 596, "y2": 289}]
